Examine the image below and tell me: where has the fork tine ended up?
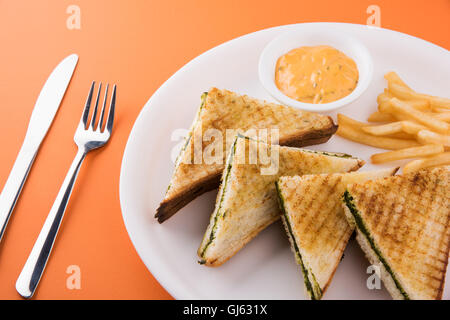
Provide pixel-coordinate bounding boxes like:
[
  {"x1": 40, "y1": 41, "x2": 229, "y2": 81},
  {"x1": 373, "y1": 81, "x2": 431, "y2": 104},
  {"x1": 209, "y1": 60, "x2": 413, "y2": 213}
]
[
  {"x1": 90, "y1": 83, "x2": 102, "y2": 130},
  {"x1": 97, "y1": 84, "x2": 109, "y2": 132},
  {"x1": 106, "y1": 84, "x2": 116, "y2": 133},
  {"x1": 81, "y1": 81, "x2": 95, "y2": 127}
]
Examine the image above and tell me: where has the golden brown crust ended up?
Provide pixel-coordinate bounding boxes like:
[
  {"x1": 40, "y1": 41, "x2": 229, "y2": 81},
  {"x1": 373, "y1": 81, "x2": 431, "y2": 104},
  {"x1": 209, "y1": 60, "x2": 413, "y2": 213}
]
[
  {"x1": 278, "y1": 117, "x2": 337, "y2": 148},
  {"x1": 155, "y1": 125, "x2": 337, "y2": 223},
  {"x1": 278, "y1": 168, "x2": 396, "y2": 297},
  {"x1": 347, "y1": 166, "x2": 450, "y2": 300},
  {"x1": 198, "y1": 136, "x2": 364, "y2": 266},
  {"x1": 155, "y1": 174, "x2": 221, "y2": 223},
  {"x1": 156, "y1": 88, "x2": 338, "y2": 222}
]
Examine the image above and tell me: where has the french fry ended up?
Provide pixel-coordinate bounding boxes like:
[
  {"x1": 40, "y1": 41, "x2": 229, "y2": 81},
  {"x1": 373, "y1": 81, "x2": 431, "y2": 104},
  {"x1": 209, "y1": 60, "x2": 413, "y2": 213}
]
[
  {"x1": 403, "y1": 152, "x2": 450, "y2": 173},
  {"x1": 337, "y1": 114, "x2": 370, "y2": 128},
  {"x1": 362, "y1": 121, "x2": 428, "y2": 138},
  {"x1": 378, "y1": 100, "x2": 430, "y2": 112},
  {"x1": 377, "y1": 92, "x2": 392, "y2": 105},
  {"x1": 336, "y1": 123, "x2": 420, "y2": 150},
  {"x1": 388, "y1": 132, "x2": 416, "y2": 140},
  {"x1": 370, "y1": 144, "x2": 444, "y2": 164},
  {"x1": 338, "y1": 114, "x2": 412, "y2": 140},
  {"x1": 362, "y1": 122, "x2": 403, "y2": 136},
  {"x1": 386, "y1": 112, "x2": 409, "y2": 122},
  {"x1": 401, "y1": 121, "x2": 429, "y2": 135},
  {"x1": 377, "y1": 104, "x2": 409, "y2": 121},
  {"x1": 378, "y1": 93, "x2": 429, "y2": 112},
  {"x1": 386, "y1": 81, "x2": 422, "y2": 99},
  {"x1": 432, "y1": 112, "x2": 450, "y2": 122},
  {"x1": 338, "y1": 73, "x2": 449, "y2": 172},
  {"x1": 388, "y1": 82, "x2": 450, "y2": 109},
  {"x1": 426, "y1": 96, "x2": 450, "y2": 109},
  {"x1": 417, "y1": 130, "x2": 450, "y2": 147},
  {"x1": 383, "y1": 98, "x2": 450, "y2": 133},
  {"x1": 384, "y1": 71, "x2": 412, "y2": 90},
  {"x1": 407, "y1": 100, "x2": 430, "y2": 112},
  {"x1": 367, "y1": 111, "x2": 397, "y2": 123},
  {"x1": 433, "y1": 107, "x2": 450, "y2": 113}
]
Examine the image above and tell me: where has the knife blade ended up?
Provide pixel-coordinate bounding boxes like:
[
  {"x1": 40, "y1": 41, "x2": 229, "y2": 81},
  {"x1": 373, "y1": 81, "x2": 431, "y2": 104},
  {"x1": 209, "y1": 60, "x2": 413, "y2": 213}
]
[{"x1": 0, "y1": 53, "x2": 78, "y2": 242}]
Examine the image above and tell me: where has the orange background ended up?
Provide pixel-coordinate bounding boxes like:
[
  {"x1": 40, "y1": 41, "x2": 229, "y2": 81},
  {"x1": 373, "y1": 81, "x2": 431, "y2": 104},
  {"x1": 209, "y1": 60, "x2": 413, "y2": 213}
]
[{"x1": 0, "y1": 0, "x2": 448, "y2": 300}]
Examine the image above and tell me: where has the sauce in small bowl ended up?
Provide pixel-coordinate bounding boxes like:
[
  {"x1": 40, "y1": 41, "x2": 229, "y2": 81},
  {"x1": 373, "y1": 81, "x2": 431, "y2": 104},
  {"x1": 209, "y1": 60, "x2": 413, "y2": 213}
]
[
  {"x1": 275, "y1": 45, "x2": 359, "y2": 104},
  {"x1": 259, "y1": 26, "x2": 373, "y2": 112}
]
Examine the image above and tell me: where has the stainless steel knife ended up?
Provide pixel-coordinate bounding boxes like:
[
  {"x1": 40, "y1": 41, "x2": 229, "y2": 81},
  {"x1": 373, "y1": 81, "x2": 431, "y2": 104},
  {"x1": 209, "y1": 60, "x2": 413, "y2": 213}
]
[{"x1": 0, "y1": 54, "x2": 78, "y2": 242}]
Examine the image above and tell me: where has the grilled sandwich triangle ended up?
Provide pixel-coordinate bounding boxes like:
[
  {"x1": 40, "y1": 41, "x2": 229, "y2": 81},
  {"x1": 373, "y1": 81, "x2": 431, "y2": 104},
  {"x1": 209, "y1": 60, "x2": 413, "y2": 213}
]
[
  {"x1": 198, "y1": 134, "x2": 364, "y2": 266},
  {"x1": 155, "y1": 88, "x2": 338, "y2": 222},
  {"x1": 276, "y1": 168, "x2": 398, "y2": 300},
  {"x1": 343, "y1": 166, "x2": 450, "y2": 300}
]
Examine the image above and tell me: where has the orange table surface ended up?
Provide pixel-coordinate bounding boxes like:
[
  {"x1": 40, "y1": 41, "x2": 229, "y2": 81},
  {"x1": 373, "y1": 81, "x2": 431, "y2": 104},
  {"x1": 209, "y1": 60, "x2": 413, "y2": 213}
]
[{"x1": 0, "y1": 0, "x2": 448, "y2": 300}]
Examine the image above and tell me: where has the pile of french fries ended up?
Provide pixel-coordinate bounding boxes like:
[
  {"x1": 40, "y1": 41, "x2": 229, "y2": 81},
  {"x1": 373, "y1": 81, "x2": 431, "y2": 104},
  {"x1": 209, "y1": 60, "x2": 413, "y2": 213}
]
[{"x1": 337, "y1": 71, "x2": 450, "y2": 173}]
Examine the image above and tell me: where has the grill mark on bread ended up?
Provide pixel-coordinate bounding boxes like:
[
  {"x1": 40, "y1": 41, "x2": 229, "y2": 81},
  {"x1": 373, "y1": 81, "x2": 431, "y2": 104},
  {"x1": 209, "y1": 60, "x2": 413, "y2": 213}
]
[
  {"x1": 384, "y1": 172, "x2": 433, "y2": 296},
  {"x1": 279, "y1": 169, "x2": 395, "y2": 298},
  {"x1": 157, "y1": 88, "x2": 339, "y2": 222},
  {"x1": 381, "y1": 181, "x2": 399, "y2": 245},
  {"x1": 322, "y1": 177, "x2": 347, "y2": 248},
  {"x1": 390, "y1": 176, "x2": 410, "y2": 268},
  {"x1": 347, "y1": 167, "x2": 450, "y2": 299},
  {"x1": 301, "y1": 176, "x2": 334, "y2": 238},
  {"x1": 416, "y1": 172, "x2": 440, "y2": 296},
  {"x1": 308, "y1": 176, "x2": 342, "y2": 247},
  {"x1": 302, "y1": 182, "x2": 319, "y2": 222},
  {"x1": 198, "y1": 136, "x2": 363, "y2": 266},
  {"x1": 433, "y1": 178, "x2": 450, "y2": 299},
  {"x1": 367, "y1": 184, "x2": 382, "y2": 234},
  {"x1": 296, "y1": 184, "x2": 311, "y2": 219},
  {"x1": 419, "y1": 174, "x2": 441, "y2": 292},
  {"x1": 424, "y1": 262, "x2": 447, "y2": 274}
]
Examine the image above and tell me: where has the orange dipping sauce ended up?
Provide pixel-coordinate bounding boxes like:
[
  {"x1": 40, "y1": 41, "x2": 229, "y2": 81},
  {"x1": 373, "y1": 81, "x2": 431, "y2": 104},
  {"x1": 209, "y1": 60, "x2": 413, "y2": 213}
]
[{"x1": 275, "y1": 45, "x2": 359, "y2": 104}]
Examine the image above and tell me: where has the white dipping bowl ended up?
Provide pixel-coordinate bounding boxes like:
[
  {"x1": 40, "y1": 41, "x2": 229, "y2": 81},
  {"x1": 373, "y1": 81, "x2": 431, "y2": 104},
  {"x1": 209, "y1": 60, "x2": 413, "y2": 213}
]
[{"x1": 258, "y1": 26, "x2": 373, "y2": 112}]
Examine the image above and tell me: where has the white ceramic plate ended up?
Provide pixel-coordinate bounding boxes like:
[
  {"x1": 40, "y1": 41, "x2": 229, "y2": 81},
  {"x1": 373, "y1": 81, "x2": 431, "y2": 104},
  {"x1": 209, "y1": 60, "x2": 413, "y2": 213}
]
[{"x1": 120, "y1": 23, "x2": 450, "y2": 300}]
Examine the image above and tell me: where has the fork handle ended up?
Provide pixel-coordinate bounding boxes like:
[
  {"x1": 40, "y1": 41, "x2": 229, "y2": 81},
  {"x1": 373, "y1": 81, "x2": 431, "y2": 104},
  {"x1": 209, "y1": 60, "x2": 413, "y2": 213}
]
[{"x1": 16, "y1": 149, "x2": 86, "y2": 299}]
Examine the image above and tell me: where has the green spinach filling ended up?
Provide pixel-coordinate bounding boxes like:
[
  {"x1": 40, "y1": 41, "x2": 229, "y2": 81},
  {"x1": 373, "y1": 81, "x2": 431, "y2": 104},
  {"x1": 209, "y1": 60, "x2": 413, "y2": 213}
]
[
  {"x1": 302, "y1": 149, "x2": 353, "y2": 158},
  {"x1": 276, "y1": 182, "x2": 322, "y2": 300},
  {"x1": 343, "y1": 191, "x2": 410, "y2": 300},
  {"x1": 199, "y1": 136, "x2": 238, "y2": 258}
]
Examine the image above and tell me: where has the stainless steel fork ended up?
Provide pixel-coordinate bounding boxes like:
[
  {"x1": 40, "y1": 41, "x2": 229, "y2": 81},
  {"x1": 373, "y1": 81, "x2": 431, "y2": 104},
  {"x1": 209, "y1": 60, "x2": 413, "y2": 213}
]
[{"x1": 15, "y1": 82, "x2": 116, "y2": 299}]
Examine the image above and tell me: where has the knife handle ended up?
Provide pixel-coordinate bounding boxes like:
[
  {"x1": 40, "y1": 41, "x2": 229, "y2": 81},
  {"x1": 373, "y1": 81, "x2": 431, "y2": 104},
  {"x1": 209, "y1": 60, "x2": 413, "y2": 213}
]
[{"x1": 0, "y1": 143, "x2": 37, "y2": 242}]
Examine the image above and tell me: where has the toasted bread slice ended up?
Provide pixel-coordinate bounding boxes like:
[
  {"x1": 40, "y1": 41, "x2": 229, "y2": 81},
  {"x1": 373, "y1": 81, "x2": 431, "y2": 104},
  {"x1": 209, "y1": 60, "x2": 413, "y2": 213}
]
[
  {"x1": 198, "y1": 135, "x2": 364, "y2": 266},
  {"x1": 155, "y1": 88, "x2": 338, "y2": 222},
  {"x1": 276, "y1": 168, "x2": 398, "y2": 300},
  {"x1": 342, "y1": 166, "x2": 450, "y2": 300}
]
